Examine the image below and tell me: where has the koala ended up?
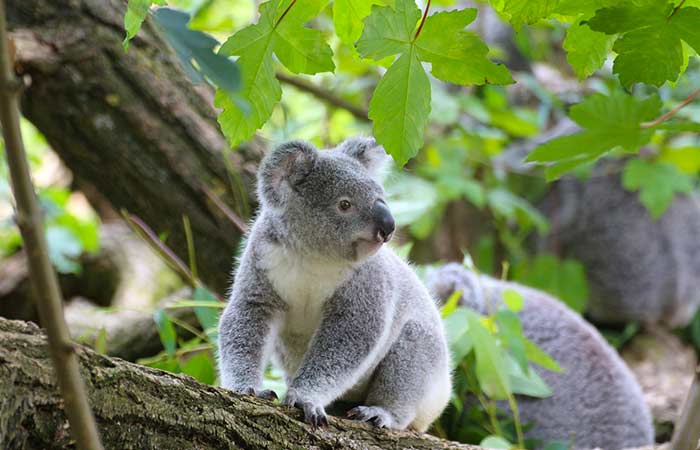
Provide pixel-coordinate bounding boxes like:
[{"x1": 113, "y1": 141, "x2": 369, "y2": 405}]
[
  {"x1": 427, "y1": 263, "x2": 654, "y2": 450},
  {"x1": 541, "y1": 161, "x2": 700, "y2": 327},
  {"x1": 217, "y1": 138, "x2": 452, "y2": 431}
]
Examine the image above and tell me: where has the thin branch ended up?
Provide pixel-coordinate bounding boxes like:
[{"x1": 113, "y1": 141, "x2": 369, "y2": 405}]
[
  {"x1": 121, "y1": 211, "x2": 197, "y2": 286},
  {"x1": 671, "y1": 367, "x2": 700, "y2": 450},
  {"x1": 201, "y1": 184, "x2": 249, "y2": 233},
  {"x1": 276, "y1": 72, "x2": 370, "y2": 122},
  {"x1": 0, "y1": 2, "x2": 103, "y2": 449},
  {"x1": 414, "y1": 0, "x2": 432, "y2": 40},
  {"x1": 641, "y1": 88, "x2": 700, "y2": 128}
]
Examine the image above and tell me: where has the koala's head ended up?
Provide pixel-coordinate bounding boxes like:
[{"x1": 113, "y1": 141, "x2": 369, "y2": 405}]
[
  {"x1": 257, "y1": 137, "x2": 395, "y2": 262},
  {"x1": 426, "y1": 263, "x2": 486, "y2": 313}
]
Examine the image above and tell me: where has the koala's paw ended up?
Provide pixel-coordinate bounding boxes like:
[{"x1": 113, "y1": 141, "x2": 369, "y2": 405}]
[
  {"x1": 283, "y1": 388, "x2": 328, "y2": 427},
  {"x1": 239, "y1": 387, "x2": 279, "y2": 401},
  {"x1": 347, "y1": 405, "x2": 395, "y2": 429}
]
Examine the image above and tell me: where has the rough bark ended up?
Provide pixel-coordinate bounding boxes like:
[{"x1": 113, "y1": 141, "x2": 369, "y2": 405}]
[
  {"x1": 6, "y1": 0, "x2": 266, "y2": 295},
  {"x1": 0, "y1": 317, "x2": 480, "y2": 450}
]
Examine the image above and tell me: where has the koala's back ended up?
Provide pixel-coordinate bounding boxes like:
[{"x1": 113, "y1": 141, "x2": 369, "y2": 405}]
[
  {"x1": 545, "y1": 172, "x2": 700, "y2": 326},
  {"x1": 428, "y1": 265, "x2": 654, "y2": 449},
  {"x1": 501, "y1": 281, "x2": 653, "y2": 449}
]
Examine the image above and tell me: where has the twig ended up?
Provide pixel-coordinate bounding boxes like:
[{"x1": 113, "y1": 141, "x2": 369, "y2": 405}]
[
  {"x1": 0, "y1": 2, "x2": 103, "y2": 449},
  {"x1": 201, "y1": 184, "x2": 249, "y2": 233},
  {"x1": 641, "y1": 88, "x2": 700, "y2": 128},
  {"x1": 276, "y1": 72, "x2": 370, "y2": 122},
  {"x1": 671, "y1": 367, "x2": 700, "y2": 450},
  {"x1": 121, "y1": 211, "x2": 196, "y2": 286}
]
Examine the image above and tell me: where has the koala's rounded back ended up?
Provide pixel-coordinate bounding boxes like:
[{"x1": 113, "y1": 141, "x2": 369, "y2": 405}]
[
  {"x1": 427, "y1": 263, "x2": 654, "y2": 449},
  {"x1": 543, "y1": 169, "x2": 700, "y2": 327}
]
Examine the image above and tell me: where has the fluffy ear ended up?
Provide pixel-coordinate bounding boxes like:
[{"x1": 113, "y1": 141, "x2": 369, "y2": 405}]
[
  {"x1": 336, "y1": 137, "x2": 390, "y2": 179},
  {"x1": 257, "y1": 140, "x2": 318, "y2": 208}
]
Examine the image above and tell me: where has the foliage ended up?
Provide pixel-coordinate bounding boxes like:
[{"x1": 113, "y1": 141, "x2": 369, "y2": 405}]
[
  {"x1": 0, "y1": 120, "x2": 100, "y2": 274},
  {"x1": 441, "y1": 266, "x2": 564, "y2": 448}
]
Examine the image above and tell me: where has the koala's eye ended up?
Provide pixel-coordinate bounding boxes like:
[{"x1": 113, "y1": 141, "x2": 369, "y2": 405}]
[{"x1": 338, "y1": 199, "x2": 352, "y2": 211}]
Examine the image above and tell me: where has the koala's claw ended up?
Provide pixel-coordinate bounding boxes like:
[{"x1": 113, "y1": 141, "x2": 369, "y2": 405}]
[
  {"x1": 240, "y1": 387, "x2": 278, "y2": 401},
  {"x1": 347, "y1": 406, "x2": 394, "y2": 429},
  {"x1": 283, "y1": 389, "x2": 328, "y2": 428}
]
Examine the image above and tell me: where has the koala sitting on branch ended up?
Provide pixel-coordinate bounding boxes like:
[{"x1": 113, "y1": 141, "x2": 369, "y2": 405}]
[
  {"x1": 218, "y1": 138, "x2": 452, "y2": 431},
  {"x1": 428, "y1": 263, "x2": 654, "y2": 450}
]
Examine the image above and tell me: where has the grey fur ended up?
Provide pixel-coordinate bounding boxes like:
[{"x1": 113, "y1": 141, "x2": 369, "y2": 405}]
[
  {"x1": 427, "y1": 263, "x2": 654, "y2": 450},
  {"x1": 542, "y1": 163, "x2": 700, "y2": 327},
  {"x1": 218, "y1": 138, "x2": 451, "y2": 431}
]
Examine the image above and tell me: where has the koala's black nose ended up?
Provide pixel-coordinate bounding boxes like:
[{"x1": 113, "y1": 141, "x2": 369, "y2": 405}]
[{"x1": 372, "y1": 200, "x2": 395, "y2": 242}]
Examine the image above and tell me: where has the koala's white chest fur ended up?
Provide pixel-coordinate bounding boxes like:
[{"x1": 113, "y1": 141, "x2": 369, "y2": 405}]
[{"x1": 259, "y1": 243, "x2": 351, "y2": 341}]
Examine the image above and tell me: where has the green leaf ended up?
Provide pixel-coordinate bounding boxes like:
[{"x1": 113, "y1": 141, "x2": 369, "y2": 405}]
[
  {"x1": 524, "y1": 337, "x2": 563, "y2": 372},
  {"x1": 658, "y1": 146, "x2": 700, "y2": 174},
  {"x1": 415, "y1": 10, "x2": 513, "y2": 85},
  {"x1": 588, "y1": 2, "x2": 700, "y2": 87},
  {"x1": 543, "y1": 442, "x2": 571, "y2": 450},
  {"x1": 527, "y1": 92, "x2": 661, "y2": 176},
  {"x1": 466, "y1": 310, "x2": 511, "y2": 400},
  {"x1": 154, "y1": 309, "x2": 178, "y2": 357},
  {"x1": 506, "y1": 355, "x2": 553, "y2": 397},
  {"x1": 487, "y1": 188, "x2": 549, "y2": 234},
  {"x1": 441, "y1": 290, "x2": 463, "y2": 318},
  {"x1": 217, "y1": 0, "x2": 333, "y2": 148},
  {"x1": 193, "y1": 286, "x2": 221, "y2": 344},
  {"x1": 490, "y1": 0, "x2": 561, "y2": 29},
  {"x1": 368, "y1": 51, "x2": 431, "y2": 166},
  {"x1": 563, "y1": 20, "x2": 614, "y2": 79},
  {"x1": 46, "y1": 226, "x2": 83, "y2": 274},
  {"x1": 334, "y1": 0, "x2": 386, "y2": 46},
  {"x1": 512, "y1": 254, "x2": 589, "y2": 313},
  {"x1": 94, "y1": 327, "x2": 108, "y2": 355},
  {"x1": 480, "y1": 435, "x2": 513, "y2": 449},
  {"x1": 443, "y1": 308, "x2": 474, "y2": 366},
  {"x1": 502, "y1": 289, "x2": 524, "y2": 312},
  {"x1": 123, "y1": 0, "x2": 166, "y2": 51},
  {"x1": 181, "y1": 352, "x2": 216, "y2": 384},
  {"x1": 496, "y1": 310, "x2": 528, "y2": 374},
  {"x1": 152, "y1": 8, "x2": 241, "y2": 93},
  {"x1": 357, "y1": 0, "x2": 511, "y2": 165},
  {"x1": 622, "y1": 159, "x2": 694, "y2": 219}
]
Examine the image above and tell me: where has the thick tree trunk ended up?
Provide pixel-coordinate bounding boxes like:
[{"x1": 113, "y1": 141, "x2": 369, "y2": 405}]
[
  {"x1": 0, "y1": 317, "x2": 479, "y2": 450},
  {"x1": 6, "y1": 0, "x2": 264, "y2": 294}
]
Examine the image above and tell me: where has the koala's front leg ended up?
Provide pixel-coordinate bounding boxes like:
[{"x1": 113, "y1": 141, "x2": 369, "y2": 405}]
[
  {"x1": 284, "y1": 280, "x2": 389, "y2": 425},
  {"x1": 218, "y1": 265, "x2": 282, "y2": 400}
]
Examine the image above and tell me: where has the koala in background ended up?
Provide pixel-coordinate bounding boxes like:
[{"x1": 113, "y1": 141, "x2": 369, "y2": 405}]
[
  {"x1": 427, "y1": 263, "x2": 654, "y2": 450},
  {"x1": 218, "y1": 138, "x2": 451, "y2": 431},
  {"x1": 542, "y1": 163, "x2": 700, "y2": 327}
]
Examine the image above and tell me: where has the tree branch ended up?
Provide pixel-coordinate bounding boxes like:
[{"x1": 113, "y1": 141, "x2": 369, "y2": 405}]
[
  {"x1": 276, "y1": 72, "x2": 370, "y2": 122},
  {"x1": 671, "y1": 366, "x2": 700, "y2": 450},
  {"x1": 0, "y1": 2, "x2": 102, "y2": 448},
  {"x1": 0, "y1": 317, "x2": 483, "y2": 450}
]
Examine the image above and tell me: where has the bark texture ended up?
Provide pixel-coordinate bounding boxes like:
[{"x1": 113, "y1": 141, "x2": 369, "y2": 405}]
[
  {"x1": 7, "y1": 0, "x2": 265, "y2": 294},
  {"x1": 0, "y1": 317, "x2": 480, "y2": 450}
]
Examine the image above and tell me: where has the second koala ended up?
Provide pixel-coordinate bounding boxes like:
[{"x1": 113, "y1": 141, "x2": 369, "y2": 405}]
[
  {"x1": 428, "y1": 263, "x2": 654, "y2": 450},
  {"x1": 218, "y1": 138, "x2": 451, "y2": 431}
]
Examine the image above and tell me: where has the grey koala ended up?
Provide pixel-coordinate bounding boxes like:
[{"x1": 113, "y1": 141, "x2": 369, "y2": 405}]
[
  {"x1": 217, "y1": 138, "x2": 452, "y2": 431},
  {"x1": 542, "y1": 162, "x2": 700, "y2": 327},
  {"x1": 427, "y1": 263, "x2": 654, "y2": 450}
]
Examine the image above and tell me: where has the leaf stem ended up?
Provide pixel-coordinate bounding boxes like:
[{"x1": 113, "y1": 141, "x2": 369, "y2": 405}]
[
  {"x1": 275, "y1": 0, "x2": 298, "y2": 28},
  {"x1": 641, "y1": 88, "x2": 700, "y2": 128},
  {"x1": 413, "y1": 0, "x2": 432, "y2": 41},
  {"x1": 670, "y1": 0, "x2": 686, "y2": 18}
]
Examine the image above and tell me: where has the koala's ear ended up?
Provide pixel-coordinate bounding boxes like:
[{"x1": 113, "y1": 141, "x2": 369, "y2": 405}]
[
  {"x1": 336, "y1": 137, "x2": 390, "y2": 180},
  {"x1": 257, "y1": 140, "x2": 318, "y2": 207}
]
